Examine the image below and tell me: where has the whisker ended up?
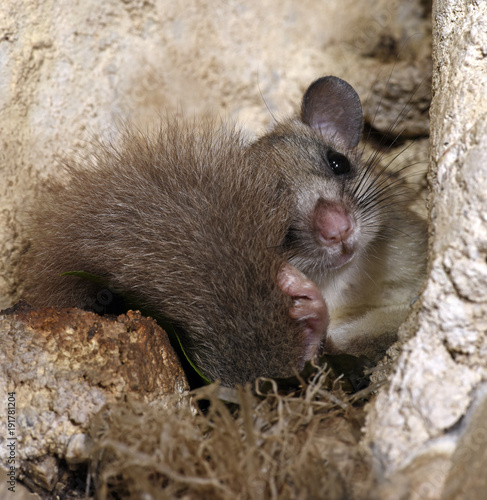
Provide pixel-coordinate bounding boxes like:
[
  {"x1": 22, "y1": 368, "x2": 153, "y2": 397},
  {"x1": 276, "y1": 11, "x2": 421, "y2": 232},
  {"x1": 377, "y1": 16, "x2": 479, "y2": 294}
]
[{"x1": 257, "y1": 71, "x2": 278, "y2": 126}]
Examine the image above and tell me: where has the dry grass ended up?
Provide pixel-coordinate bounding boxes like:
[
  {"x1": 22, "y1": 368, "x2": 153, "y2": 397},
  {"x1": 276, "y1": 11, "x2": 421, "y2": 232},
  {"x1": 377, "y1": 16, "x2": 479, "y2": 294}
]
[{"x1": 88, "y1": 368, "x2": 377, "y2": 500}]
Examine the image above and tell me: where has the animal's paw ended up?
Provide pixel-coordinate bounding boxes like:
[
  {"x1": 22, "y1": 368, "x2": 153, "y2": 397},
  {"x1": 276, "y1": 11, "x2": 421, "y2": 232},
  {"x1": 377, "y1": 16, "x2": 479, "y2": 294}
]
[{"x1": 278, "y1": 263, "x2": 329, "y2": 363}]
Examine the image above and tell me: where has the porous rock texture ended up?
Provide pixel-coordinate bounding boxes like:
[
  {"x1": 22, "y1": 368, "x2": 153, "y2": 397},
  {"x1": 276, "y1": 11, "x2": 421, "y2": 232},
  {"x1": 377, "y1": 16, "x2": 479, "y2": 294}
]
[
  {"x1": 364, "y1": 1, "x2": 487, "y2": 499},
  {"x1": 0, "y1": 302, "x2": 188, "y2": 496}
]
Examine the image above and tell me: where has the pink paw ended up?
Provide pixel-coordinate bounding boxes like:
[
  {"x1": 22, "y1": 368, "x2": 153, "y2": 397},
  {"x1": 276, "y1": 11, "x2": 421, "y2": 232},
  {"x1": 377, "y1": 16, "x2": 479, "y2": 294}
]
[{"x1": 278, "y1": 263, "x2": 329, "y2": 363}]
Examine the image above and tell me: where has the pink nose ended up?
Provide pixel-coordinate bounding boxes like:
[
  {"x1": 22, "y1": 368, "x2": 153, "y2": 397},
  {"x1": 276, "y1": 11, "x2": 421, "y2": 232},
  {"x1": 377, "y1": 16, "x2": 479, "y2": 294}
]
[{"x1": 314, "y1": 202, "x2": 354, "y2": 246}]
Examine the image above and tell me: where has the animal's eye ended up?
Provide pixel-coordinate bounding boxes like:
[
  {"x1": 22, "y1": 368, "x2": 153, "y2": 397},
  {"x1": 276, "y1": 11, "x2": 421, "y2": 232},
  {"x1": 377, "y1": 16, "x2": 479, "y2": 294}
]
[{"x1": 326, "y1": 150, "x2": 351, "y2": 175}]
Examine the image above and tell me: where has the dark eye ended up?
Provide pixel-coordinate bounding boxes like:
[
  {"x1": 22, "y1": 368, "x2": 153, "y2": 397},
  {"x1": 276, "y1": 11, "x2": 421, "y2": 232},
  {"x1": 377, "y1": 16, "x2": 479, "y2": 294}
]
[{"x1": 326, "y1": 150, "x2": 351, "y2": 175}]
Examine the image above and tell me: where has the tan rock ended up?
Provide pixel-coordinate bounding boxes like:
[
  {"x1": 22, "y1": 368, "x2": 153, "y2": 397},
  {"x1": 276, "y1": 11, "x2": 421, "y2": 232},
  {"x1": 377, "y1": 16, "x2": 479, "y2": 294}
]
[
  {"x1": 365, "y1": 2, "x2": 487, "y2": 498},
  {"x1": 0, "y1": 302, "x2": 187, "y2": 495}
]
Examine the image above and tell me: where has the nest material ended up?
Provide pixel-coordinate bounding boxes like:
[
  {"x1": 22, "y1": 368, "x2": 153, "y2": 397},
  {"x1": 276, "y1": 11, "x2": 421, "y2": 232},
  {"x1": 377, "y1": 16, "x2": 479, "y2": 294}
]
[{"x1": 88, "y1": 370, "x2": 376, "y2": 500}]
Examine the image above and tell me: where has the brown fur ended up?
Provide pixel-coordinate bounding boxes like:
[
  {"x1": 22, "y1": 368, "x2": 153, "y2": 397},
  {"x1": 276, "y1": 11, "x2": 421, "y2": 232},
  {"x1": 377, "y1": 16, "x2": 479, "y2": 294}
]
[{"x1": 20, "y1": 120, "x2": 307, "y2": 386}]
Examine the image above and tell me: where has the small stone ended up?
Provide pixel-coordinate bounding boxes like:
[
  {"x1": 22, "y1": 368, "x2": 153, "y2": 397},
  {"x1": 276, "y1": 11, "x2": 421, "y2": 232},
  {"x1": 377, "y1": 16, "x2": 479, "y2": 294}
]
[
  {"x1": 65, "y1": 433, "x2": 93, "y2": 465},
  {"x1": 23, "y1": 455, "x2": 58, "y2": 492}
]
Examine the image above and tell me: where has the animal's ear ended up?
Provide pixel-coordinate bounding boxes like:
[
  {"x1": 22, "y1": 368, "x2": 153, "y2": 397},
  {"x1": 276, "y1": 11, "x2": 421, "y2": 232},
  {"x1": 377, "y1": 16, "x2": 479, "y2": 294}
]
[{"x1": 301, "y1": 76, "x2": 363, "y2": 148}]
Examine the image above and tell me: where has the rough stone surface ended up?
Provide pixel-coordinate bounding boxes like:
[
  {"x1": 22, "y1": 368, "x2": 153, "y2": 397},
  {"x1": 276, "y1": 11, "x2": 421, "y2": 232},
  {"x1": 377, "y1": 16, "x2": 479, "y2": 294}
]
[
  {"x1": 364, "y1": 1, "x2": 487, "y2": 496},
  {"x1": 0, "y1": 466, "x2": 40, "y2": 500},
  {"x1": 441, "y1": 385, "x2": 487, "y2": 500},
  {"x1": 0, "y1": 302, "x2": 187, "y2": 495}
]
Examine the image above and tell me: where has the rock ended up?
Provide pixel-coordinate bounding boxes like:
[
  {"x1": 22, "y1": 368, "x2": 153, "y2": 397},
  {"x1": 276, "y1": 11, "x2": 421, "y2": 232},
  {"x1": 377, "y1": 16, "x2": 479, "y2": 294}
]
[
  {"x1": 364, "y1": 2, "x2": 487, "y2": 498},
  {"x1": 0, "y1": 466, "x2": 40, "y2": 500},
  {"x1": 441, "y1": 387, "x2": 487, "y2": 500},
  {"x1": 0, "y1": 302, "x2": 188, "y2": 497}
]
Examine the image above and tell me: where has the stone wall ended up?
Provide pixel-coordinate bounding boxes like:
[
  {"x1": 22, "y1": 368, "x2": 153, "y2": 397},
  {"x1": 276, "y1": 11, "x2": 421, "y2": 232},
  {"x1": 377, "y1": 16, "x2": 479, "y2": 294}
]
[{"x1": 365, "y1": 2, "x2": 487, "y2": 498}]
